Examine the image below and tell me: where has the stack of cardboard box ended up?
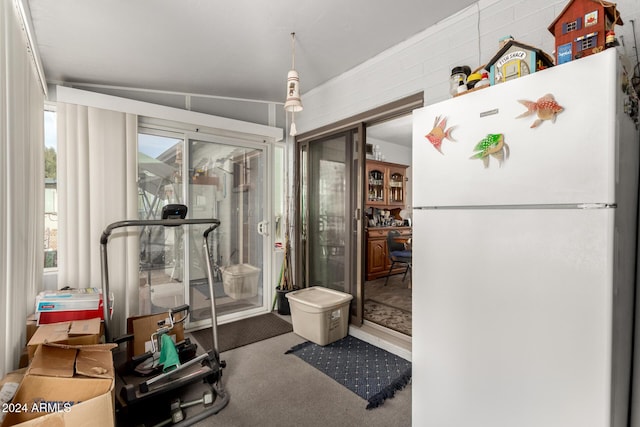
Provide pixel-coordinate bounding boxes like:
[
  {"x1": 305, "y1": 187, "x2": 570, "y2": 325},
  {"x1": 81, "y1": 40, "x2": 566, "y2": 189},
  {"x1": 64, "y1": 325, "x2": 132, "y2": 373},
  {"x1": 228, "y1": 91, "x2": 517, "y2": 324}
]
[
  {"x1": 1, "y1": 317, "x2": 114, "y2": 427},
  {"x1": 1, "y1": 307, "x2": 186, "y2": 426}
]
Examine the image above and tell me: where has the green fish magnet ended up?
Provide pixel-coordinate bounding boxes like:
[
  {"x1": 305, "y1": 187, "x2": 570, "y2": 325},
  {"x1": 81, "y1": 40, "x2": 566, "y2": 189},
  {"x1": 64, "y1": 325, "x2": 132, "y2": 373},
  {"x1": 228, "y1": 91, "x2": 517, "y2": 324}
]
[{"x1": 469, "y1": 133, "x2": 509, "y2": 168}]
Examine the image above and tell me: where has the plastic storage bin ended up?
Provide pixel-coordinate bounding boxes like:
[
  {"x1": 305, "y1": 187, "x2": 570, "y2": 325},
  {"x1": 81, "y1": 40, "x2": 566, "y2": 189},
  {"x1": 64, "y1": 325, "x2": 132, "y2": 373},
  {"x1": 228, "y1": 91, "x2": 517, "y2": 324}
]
[
  {"x1": 150, "y1": 282, "x2": 184, "y2": 309},
  {"x1": 286, "y1": 286, "x2": 353, "y2": 345},
  {"x1": 35, "y1": 288, "x2": 114, "y2": 325},
  {"x1": 222, "y1": 264, "x2": 260, "y2": 299}
]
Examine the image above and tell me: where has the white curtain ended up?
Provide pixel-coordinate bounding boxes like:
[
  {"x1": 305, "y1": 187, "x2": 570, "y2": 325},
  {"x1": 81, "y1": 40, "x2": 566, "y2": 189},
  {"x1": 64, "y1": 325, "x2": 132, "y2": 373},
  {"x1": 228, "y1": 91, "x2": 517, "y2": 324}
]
[
  {"x1": 57, "y1": 104, "x2": 139, "y2": 338},
  {"x1": 0, "y1": 1, "x2": 45, "y2": 377}
]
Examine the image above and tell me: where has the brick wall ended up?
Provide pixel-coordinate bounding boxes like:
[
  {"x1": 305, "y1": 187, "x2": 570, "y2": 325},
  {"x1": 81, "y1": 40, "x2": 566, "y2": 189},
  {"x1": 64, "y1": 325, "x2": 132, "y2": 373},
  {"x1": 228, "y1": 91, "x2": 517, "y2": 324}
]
[{"x1": 297, "y1": 0, "x2": 640, "y2": 133}]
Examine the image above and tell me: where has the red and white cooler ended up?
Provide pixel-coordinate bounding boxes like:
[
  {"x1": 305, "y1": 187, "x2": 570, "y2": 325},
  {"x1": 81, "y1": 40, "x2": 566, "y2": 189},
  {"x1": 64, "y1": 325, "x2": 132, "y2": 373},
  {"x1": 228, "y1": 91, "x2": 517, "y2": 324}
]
[{"x1": 35, "y1": 287, "x2": 114, "y2": 325}]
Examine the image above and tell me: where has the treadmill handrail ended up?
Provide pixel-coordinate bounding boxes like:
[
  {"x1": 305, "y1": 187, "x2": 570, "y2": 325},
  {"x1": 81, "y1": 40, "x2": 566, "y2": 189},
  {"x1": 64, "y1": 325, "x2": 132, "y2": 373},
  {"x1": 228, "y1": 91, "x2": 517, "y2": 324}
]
[
  {"x1": 100, "y1": 218, "x2": 221, "y2": 343},
  {"x1": 101, "y1": 218, "x2": 220, "y2": 244}
]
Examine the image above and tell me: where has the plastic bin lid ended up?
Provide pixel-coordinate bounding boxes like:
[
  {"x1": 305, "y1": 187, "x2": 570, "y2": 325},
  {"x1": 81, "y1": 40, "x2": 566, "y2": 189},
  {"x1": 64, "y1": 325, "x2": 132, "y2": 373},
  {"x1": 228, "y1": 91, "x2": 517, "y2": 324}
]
[
  {"x1": 223, "y1": 264, "x2": 260, "y2": 276},
  {"x1": 286, "y1": 286, "x2": 353, "y2": 309}
]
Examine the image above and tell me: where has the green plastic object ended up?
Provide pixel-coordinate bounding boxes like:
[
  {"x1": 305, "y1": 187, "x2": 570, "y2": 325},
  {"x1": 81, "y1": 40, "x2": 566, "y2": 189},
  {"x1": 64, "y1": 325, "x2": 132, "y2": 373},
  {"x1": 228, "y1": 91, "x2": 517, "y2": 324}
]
[{"x1": 158, "y1": 333, "x2": 180, "y2": 372}]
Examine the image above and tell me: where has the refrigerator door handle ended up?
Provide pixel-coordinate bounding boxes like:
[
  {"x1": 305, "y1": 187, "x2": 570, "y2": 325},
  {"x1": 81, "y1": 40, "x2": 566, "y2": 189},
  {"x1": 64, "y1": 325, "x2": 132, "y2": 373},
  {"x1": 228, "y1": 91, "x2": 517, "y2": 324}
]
[
  {"x1": 413, "y1": 203, "x2": 617, "y2": 210},
  {"x1": 577, "y1": 203, "x2": 616, "y2": 209}
]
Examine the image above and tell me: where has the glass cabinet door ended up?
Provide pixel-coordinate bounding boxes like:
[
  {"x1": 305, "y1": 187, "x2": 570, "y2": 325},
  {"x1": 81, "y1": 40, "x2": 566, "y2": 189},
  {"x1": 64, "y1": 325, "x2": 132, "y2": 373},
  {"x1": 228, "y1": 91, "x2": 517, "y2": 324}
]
[
  {"x1": 389, "y1": 170, "x2": 405, "y2": 205},
  {"x1": 367, "y1": 166, "x2": 385, "y2": 205}
]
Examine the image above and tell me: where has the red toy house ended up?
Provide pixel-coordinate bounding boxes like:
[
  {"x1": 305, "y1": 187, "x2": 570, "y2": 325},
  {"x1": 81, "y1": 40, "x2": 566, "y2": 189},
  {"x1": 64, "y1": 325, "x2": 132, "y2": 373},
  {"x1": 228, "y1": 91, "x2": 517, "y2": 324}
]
[{"x1": 548, "y1": 0, "x2": 623, "y2": 65}]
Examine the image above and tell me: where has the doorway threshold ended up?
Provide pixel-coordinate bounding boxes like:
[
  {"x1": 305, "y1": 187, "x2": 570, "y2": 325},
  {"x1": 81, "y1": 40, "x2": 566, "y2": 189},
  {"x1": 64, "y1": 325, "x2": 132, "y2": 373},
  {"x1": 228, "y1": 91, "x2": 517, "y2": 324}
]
[{"x1": 349, "y1": 321, "x2": 411, "y2": 362}]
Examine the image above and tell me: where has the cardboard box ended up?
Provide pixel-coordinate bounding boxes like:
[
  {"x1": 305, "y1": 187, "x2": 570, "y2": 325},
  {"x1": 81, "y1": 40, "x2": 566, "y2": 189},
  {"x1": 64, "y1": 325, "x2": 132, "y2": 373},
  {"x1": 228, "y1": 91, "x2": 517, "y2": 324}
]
[
  {"x1": 0, "y1": 369, "x2": 26, "y2": 390},
  {"x1": 35, "y1": 288, "x2": 113, "y2": 325},
  {"x1": 26, "y1": 318, "x2": 102, "y2": 360},
  {"x1": 0, "y1": 369, "x2": 27, "y2": 425},
  {"x1": 24, "y1": 315, "x2": 37, "y2": 345},
  {"x1": 1, "y1": 343, "x2": 116, "y2": 427},
  {"x1": 17, "y1": 350, "x2": 28, "y2": 371},
  {"x1": 126, "y1": 312, "x2": 184, "y2": 359},
  {"x1": 20, "y1": 315, "x2": 38, "y2": 368}
]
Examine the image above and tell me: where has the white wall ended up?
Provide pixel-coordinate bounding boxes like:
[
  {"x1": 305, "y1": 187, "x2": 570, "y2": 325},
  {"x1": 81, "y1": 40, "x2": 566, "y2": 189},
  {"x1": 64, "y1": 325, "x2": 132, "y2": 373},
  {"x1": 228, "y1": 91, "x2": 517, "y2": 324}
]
[
  {"x1": 367, "y1": 137, "x2": 411, "y2": 165},
  {"x1": 297, "y1": 0, "x2": 640, "y2": 133}
]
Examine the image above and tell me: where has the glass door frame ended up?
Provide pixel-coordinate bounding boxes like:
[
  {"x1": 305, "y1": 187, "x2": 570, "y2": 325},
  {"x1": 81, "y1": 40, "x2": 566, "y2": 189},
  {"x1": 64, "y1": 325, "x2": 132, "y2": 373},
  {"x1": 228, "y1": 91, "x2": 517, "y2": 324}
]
[
  {"x1": 294, "y1": 93, "x2": 424, "y2": 327},
  {"x1": 296, "y1": 125, "x2": 365, "y2": 324},
  {"x1": 182, "y1": 131, "x2": 273, "y2": 330}
]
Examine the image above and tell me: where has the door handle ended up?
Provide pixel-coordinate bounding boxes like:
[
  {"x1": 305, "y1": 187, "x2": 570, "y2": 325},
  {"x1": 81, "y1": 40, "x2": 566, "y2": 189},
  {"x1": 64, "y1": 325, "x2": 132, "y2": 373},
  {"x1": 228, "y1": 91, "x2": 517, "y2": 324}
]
[{"x1": 257, "y1": 221, "x2": 269, "y2": 236}]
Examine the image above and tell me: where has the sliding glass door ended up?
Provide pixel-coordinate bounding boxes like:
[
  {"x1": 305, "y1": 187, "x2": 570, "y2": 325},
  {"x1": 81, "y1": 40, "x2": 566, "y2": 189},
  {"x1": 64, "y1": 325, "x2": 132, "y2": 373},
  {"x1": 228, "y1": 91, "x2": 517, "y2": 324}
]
[
  {"x1": 137, "y1": 131, "x2": 185, "y2": 315},
  {"x1": 137, "y1": 130, "x2": 269, "y2": 327},
  {"x1": 187, "y1": 136, "x2": 268, "y2": 325},
  {"x1": 297, "y1": 128, "x2": 364, "y2": 323}
]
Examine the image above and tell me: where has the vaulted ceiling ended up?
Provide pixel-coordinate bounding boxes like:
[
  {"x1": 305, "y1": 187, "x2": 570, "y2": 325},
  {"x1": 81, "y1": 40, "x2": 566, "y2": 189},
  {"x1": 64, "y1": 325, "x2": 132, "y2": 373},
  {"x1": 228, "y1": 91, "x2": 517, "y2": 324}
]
[{"x1": 27, "y1": 0, "x2": 477, "y2": 104}]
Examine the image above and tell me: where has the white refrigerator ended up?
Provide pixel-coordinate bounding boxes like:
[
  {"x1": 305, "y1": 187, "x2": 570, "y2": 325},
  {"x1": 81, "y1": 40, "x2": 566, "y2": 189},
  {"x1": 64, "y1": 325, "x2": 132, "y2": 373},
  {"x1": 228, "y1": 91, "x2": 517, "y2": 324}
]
[{"x1": 412, "y1": 48, "x2": 639, "y2": 427}]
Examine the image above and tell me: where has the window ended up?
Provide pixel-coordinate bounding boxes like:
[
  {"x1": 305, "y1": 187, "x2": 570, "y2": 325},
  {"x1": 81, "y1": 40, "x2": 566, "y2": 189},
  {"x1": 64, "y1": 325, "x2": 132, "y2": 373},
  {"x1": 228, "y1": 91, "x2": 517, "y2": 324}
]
[
  {"x1": 581, "y1": 35, "x2": 596, "y2": 50},
  {"x1": 576, "y1": 33, "x2": 598, "y2": 52},
  {"x1": 138, "y1": 131, "x2": 184, "y2": 216},
  {"x1": 44, "y1": 108, "x2": 57, "y2": 269},
  {"x1": 137, "y1": 130, "x2": 184, "y2": 314},
  {"x1": 562, "y1": 17, "x2": 582, "y2": 34}
]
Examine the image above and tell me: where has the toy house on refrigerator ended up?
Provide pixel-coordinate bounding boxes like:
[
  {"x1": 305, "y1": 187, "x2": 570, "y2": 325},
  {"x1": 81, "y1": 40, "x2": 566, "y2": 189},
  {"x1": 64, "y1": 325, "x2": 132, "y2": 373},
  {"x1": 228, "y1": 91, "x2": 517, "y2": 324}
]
[
  {"x1": 548, "y1": 0, "x2": 623, "y2": 65},
  {"x1": 486, "y1": 40, "x2": 555, "y2": 85}
]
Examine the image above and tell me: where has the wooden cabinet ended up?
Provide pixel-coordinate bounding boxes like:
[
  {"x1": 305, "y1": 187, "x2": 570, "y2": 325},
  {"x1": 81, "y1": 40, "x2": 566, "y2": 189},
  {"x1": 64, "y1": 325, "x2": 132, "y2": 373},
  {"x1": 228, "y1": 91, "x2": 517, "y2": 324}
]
[
  {"x1": 367, "y1": 237, "x2": 387, "y2": 277},
  {"x1": 366, "y1": 160, "x2": 408, "y2": 207},
  {"x1": 365, "y1": 226, "x2": 412, "y2": 280}
]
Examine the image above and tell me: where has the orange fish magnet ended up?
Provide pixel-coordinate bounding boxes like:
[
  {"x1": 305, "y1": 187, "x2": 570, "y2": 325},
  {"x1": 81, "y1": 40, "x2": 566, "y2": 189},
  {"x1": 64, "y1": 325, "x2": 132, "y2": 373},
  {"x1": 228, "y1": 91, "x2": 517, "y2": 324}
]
[
  {"x1": 425, "y1": 115, "x2": 456, "y2": 154},
  {"x1": 516, "y1": 94, "x2": 564, "y2": 128}
]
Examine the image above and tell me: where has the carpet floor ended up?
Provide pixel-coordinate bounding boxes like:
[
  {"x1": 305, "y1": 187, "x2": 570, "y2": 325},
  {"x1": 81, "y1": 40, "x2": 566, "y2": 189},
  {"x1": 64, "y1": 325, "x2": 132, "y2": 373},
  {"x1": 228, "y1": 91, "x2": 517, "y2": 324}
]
[
  {"x1": 190, "y1": 332, "x2": 411, "y2": 427},
  {"x1": 363, "y1": 299, "x2": 412, "y2": 336},
  {"x1": 364, "y1": 275, "x2": 412, "y2": 336},
  {"x1": 190, "y1": 312, "x2": 293, "y2": 353},
  {"x1": 364, "y1": 275, "x2": 411, "y2": 312},
  {"x1": 286, "y1": 335, "x2": 412, "y2": 409}
]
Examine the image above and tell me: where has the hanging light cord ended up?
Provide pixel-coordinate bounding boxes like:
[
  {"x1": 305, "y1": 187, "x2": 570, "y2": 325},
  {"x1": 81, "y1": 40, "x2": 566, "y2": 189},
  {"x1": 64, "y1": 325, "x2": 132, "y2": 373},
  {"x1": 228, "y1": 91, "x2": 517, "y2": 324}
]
[{"x1": 290, "y1": 32, "x2": 296, "y2": 69}]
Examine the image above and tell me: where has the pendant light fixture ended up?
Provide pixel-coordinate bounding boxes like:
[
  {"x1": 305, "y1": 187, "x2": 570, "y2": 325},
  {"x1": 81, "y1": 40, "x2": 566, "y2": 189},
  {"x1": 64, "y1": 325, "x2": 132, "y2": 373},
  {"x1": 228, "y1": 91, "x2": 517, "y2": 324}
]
[{"x1": 284, "y1": 32, "x2": 303, "y2": 136}]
